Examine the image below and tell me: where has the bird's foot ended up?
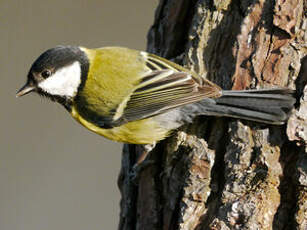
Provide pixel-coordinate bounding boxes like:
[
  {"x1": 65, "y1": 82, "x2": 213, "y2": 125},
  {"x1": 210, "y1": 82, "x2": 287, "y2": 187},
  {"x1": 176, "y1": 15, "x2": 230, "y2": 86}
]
[
  {"x1": 129, "y1": 143, "x2": 156, "y2": 184},
  {"x1": 129, "y1": 159, "x2": 155, "y2": 184}
]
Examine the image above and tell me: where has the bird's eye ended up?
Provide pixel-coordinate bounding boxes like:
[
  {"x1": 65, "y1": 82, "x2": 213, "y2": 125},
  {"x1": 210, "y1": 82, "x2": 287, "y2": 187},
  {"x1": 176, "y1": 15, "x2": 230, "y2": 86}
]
[{"x1": 41, "y1": 70, "x2": 51, "y2": 78}]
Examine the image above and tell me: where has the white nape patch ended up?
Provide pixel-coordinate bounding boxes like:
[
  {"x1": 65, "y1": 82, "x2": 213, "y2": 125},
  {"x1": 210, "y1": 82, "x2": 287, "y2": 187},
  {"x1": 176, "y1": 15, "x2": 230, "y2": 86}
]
[{"x1": 38, "y1": 61, "x2": 81, "y2": 98}]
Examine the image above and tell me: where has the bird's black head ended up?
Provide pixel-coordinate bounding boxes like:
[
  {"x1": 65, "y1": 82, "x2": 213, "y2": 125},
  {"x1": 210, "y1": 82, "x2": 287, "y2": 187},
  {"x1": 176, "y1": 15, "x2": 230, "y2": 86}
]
[{"x1": 17, "y1": 46, "x2": 89, "y2": 109}]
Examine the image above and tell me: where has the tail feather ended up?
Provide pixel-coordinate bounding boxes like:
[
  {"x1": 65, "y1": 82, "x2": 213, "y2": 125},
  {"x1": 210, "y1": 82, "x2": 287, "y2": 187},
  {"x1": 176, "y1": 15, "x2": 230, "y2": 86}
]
[
  {"x1": 220, "y1": 89, "x2": 295, "y2": 109},
  {"x1": 187, "y1": 88, "x2": 295, "y2": 124}
]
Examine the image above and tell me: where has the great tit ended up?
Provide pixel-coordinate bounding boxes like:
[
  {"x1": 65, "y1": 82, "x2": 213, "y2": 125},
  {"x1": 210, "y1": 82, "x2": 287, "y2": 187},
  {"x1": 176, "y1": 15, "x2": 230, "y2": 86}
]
[{"x1": 17, "y1": 46, "x2": 295, "y2": 144}]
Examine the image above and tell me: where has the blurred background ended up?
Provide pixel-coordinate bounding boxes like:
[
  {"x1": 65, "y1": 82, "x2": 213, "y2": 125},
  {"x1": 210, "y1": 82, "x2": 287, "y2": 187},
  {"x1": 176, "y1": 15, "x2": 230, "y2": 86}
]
[{"x1": 0, "y1": 1, "x2": 157, "y2": 229}]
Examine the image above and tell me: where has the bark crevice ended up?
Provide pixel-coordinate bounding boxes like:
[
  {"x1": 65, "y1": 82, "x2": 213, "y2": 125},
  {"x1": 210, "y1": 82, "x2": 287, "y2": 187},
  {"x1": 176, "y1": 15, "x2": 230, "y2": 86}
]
[{"x1": 118, "y1": 0, "x2": 306, "y2": 229}]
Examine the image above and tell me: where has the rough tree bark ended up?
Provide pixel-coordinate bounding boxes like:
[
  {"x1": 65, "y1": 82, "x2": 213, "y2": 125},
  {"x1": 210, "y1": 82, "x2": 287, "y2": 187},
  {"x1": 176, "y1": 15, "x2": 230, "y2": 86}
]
[{"x1": 118, "y1": 1, "x2": 306, "y2": 229}]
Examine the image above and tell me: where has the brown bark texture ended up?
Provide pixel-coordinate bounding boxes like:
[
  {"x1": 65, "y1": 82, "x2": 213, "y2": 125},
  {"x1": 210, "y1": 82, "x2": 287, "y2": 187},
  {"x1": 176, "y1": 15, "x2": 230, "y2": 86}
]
[{"x1": 118, "y1": 0, "x2": 306, "y2": 229}]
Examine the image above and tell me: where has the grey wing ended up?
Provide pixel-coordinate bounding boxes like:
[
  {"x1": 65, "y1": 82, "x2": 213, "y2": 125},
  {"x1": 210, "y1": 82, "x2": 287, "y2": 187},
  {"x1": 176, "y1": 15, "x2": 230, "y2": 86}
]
[{"x1": 112, "y1": 69, "x2": 221, "y2": 124}]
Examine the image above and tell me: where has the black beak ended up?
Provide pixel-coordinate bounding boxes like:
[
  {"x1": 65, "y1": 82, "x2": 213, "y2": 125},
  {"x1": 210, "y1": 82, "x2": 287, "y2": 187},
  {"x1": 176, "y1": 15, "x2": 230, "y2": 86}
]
[{"x1": 16, "y1": 82, "x2": 35, "y2": 97}]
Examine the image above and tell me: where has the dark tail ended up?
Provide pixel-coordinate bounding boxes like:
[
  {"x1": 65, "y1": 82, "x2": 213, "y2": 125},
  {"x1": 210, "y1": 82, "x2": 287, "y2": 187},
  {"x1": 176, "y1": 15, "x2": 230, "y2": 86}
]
[{"x1": 195, "y1": 88, "x2": 295, "y2": 124}]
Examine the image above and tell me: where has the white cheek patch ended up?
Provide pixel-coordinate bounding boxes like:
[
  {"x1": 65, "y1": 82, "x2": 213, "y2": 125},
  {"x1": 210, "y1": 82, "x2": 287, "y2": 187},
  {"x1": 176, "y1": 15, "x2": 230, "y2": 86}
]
[{"x1": 38, "y1": 61, "x2": 81, "y2": 98}]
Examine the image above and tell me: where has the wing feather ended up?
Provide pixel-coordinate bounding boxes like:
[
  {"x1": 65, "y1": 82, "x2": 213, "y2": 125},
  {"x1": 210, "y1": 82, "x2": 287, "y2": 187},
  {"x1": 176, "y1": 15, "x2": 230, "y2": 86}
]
[{"x1": 112, "y1": 64, "x2": 222, "y2": 123}]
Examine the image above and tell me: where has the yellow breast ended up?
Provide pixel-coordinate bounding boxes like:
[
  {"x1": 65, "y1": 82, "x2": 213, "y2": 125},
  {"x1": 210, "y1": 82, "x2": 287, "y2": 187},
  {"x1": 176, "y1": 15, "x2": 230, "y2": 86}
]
[
  {"x1": 71, "y1": 47, "x2": 171, "y2": 144},
  {"x1": 70, "y1": 107, "x2": 170, "y2": 144}
]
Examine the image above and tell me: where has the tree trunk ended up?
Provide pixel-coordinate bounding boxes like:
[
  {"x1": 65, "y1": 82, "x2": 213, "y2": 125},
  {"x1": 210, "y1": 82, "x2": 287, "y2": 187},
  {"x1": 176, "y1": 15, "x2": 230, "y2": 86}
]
[{"x1": 118, "y1": 1, "x2": 307, "y2": 229}]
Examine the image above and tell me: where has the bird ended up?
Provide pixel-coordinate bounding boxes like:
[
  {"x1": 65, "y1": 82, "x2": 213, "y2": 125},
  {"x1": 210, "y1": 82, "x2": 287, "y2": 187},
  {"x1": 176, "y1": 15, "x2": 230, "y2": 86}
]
[{"x1": 17, "y1": 46, "x2": 295, "y2": 146}]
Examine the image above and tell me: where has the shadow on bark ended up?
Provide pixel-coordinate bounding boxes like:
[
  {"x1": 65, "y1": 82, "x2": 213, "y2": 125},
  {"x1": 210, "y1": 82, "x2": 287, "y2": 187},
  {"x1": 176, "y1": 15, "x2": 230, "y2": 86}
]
[{"x1": 118, "y1": 0, "x2": 306, "y2": 229}]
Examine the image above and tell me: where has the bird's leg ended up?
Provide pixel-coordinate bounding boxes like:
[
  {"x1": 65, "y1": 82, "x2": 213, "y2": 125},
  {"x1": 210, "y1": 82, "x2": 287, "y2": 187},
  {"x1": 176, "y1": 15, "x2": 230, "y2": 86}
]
[
  {"x1": 130, "y1": 143, "x2": 156, "y2": 182},
  {"x1": 136, "y1": 143, "x2": 156, "y2": 165}
]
